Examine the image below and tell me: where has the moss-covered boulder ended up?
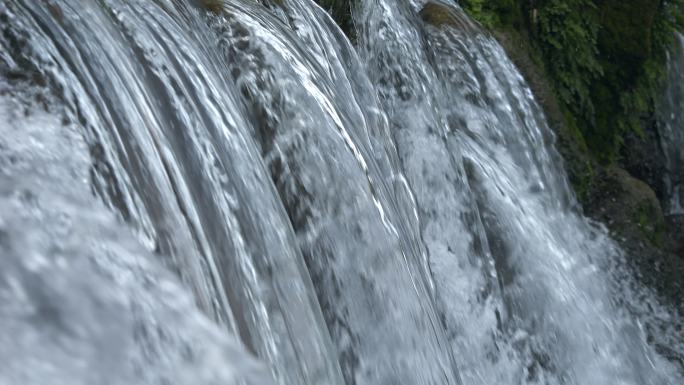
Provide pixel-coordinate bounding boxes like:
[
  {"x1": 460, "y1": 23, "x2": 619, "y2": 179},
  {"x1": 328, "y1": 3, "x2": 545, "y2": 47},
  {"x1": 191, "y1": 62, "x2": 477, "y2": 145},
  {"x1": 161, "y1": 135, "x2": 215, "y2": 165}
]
[
  {"x1": 199, "y1": 0, "x2": 225, "y2": 13},
  {"x1": 419, "y1": 2, "x2": 459, "y2": 27},
  {"x1": 583, "y1": 166, "x2": 684, "y2": 310},
  {"x1": 587, "y1": 166, "x2": 666, "y2": 246},
  {"x1": 419, "y1": 1, "x2": 480, "y2": 32}
]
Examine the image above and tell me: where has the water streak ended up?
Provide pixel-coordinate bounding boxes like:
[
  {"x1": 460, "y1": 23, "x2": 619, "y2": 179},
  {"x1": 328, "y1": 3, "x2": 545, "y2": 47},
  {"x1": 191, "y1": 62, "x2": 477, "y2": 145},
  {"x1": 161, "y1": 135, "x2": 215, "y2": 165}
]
[
  {"x1": 0, "y1": 0, "x2": 681, "y2": 384},
  {"x1": 660, "y1": 32, "x2": 684, "y2": 215}
]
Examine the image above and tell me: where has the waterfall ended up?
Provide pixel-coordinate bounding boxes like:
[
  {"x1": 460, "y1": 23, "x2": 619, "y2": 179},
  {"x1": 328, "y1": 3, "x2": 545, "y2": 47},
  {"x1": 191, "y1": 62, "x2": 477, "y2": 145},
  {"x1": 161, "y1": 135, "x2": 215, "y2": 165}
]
[
  {"x1": 0, "y1": 85, "x2": 272, "y2": 385},
  {"x1": 356, "y1": 1, "x2": 681, "y2": 383},
  {"x1": 660, "y1": 32, "x2": 684, "y2": 216},
  {"x1": 0, "y1": 0, "x2": 681, "y2": 384},
  {"x1": 0, "y1": 2, "x2": 342, "y2": 385}
]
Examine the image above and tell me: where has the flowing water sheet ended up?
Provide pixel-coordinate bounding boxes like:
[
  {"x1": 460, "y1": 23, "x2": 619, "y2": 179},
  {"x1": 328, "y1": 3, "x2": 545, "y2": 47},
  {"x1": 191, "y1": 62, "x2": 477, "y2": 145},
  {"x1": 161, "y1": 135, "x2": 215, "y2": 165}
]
[{"x1": 1, "y1": 0, "x2": 682, "y2": 384}]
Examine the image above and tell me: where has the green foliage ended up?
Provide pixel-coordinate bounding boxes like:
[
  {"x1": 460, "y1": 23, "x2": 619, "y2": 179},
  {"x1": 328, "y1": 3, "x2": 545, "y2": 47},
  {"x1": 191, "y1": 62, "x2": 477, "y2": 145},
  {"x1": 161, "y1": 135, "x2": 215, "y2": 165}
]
[
  {"x1": 652, "y1": 0, "x2": 684, "y2": 51},
  {"x1": 462, "y1": 0, "x2": 684, "y2": 162},
  {"x1": 460, "y1": 0, "x2": 496, "y2": 27},
  {"x1": 460, "y1": 0, "x2": 519, "y2": 28},
  {"x1": 595, "y1": 0, "x2": 684, "y2": 161},
  {"x1": 536, "y1": 0, "x2": 602, "y2": 135},
  {"x1": 313, "y1": 0, "x2": 684, "y2": 164}
]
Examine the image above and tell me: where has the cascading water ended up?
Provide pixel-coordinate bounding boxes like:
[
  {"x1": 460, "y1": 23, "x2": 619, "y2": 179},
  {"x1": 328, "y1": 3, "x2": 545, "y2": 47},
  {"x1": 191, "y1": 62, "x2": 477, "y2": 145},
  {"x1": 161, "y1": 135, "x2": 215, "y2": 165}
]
[
  {"x1": 357, "y1": 1, "x2": 681, "y2": 383},
  {"x1": 0, "y1": 0, "x2": 682, "y2": 384},
  {"x1": 0, "y1": 83, "x2": 272, "y2": 385},
  {"x1": 0, "y1": 2, "x2": 342, "y2": 385},
  {"x1": 661, "y1": 32, "x2": 684, "y2": 216}
]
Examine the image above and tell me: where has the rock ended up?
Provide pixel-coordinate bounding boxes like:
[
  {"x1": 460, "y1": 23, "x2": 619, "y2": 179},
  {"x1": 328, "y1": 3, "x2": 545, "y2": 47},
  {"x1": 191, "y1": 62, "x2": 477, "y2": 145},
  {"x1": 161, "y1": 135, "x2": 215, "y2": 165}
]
[
  {"x1": 620, "y1": 119, "x2": 668, "y2": 201},
  {"x1": 419, "y1": 1, "x2": 480, "y2": 33},
  {"x1": 666, "y1": 214, "x2": 684, "y2": 258},
  {"x1": 314, "y1": 0, "x2": 357, "y2": 39},
  {"x1": 582, "y1": 166, "x2": 683, "y2": 311},
  {"x1": 599, "y1": 0, "x2": 660, "y2": 72},
  {"x1": 471, "y1": 0, "x2": 681, "y2": 312},
  {"x1": 587, "y1": 166, "x2": 665, "y2": 246},
  {"x1": 199, "y1": 0, "x2": 225, "y2": 14}
]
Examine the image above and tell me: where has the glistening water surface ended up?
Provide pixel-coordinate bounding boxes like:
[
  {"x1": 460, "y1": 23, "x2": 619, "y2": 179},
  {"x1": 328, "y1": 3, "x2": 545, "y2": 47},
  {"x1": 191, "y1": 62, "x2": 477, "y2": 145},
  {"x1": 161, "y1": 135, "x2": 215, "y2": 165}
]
[{"x1": 0, "y1": 0, "x2": 681, "y2": 384}]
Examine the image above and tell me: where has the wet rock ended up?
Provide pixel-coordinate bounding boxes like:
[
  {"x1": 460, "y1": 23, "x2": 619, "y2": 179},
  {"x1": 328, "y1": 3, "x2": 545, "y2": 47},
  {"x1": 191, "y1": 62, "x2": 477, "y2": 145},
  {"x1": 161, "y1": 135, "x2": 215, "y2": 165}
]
[
  {"x1": 419, "y1": 1, "x2": 480, "y2": 33},
  {"x1": 666, "y1": 214, "x2": 684, "y2": 258},
  {"x1": 620, "y1": 119, "x2": 668, "y2": 201},
  {"x1": 198, "y1": 0, "x2": 224, "y2": 14},
  {"x1": 585, "y1": 166, "x2": 684, "y2": 310},
  {"x1": 587, "y1": 166, "x2": 665, "y2": 247},
  {"x1": 314, "y1": 0, "x2": 357, "y2": 39}
]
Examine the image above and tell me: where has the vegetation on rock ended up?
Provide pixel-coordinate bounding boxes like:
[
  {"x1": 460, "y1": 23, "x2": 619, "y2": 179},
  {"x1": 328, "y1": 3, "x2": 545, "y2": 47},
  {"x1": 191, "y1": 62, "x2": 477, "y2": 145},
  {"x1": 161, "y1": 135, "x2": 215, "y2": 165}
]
[
  {"x1": 462, "y1": 0, "x2": 684, "y2": 163},
  {"x1": 457, "y1": 0, "x2": 684, "y2": 308},
  {"x1": 459, "y1": 0, "x2": 682, "y2": 203},
  {"x1": 419, "y1": 2, "x2": 480, "y2": 32}
]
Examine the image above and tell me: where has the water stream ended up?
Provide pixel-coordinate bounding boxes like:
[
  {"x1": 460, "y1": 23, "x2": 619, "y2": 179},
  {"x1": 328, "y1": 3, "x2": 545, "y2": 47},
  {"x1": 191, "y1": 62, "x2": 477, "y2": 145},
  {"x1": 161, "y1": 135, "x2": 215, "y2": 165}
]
[{"x1": 0, "y1": 0, "x2": 681, "y2": 384}]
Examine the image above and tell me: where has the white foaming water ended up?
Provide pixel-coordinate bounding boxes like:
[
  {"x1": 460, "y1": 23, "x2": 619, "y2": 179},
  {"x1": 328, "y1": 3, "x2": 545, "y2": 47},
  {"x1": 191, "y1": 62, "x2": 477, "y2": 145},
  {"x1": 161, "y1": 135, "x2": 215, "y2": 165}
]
[
  {"x1": 0, "y1": 89, "x2": 273, "y2": 385},
  {"x1": 0, "y1": 0, "x2": 681, "y2": 384},
  {"x1": 357, "y1": 1, "x2": 682, "y2": 384}
]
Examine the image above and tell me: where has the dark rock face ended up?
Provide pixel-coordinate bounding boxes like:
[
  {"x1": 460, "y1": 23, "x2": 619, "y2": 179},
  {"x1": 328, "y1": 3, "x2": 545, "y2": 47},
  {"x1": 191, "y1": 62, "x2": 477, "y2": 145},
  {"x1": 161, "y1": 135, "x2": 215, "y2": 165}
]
[
  {"x1": 584, "y1": 166, "x2": 683, "y2": 313},
  {"x1": 619, "y1": 122, "x2": 684, "y2": 266},
  {"x1": 598, "y1": 0, "x2": 660, "y2": 72},
  {"x1": 586, "y1": 166, "x2": 666, "y2": 248},
  {"x1": 314, "y1": 0, "x2": 357, "y2": 39},
  {"x1": 666, "y1": 214, "x2": 684, "y2": 258},
  {"x1": 620, "y1": 119, "x2": 668, "y2": 202}
]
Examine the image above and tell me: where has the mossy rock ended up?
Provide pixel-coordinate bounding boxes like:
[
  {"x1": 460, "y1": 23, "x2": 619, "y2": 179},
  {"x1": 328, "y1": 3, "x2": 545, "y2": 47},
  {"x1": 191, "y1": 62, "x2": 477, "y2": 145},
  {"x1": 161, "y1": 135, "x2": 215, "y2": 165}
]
[
  {"x1": 464, "y1": 0, "x2": 682, "y2": 311},
  {"x1": 419, "y1": 1, "x2": 480, "y2": 32},
  {"x1": 199, "y1": 0, "x2": 225, "y2": 13},
  {"x1": 588, "y1": 166, "x2": 666, "y2": 247}
]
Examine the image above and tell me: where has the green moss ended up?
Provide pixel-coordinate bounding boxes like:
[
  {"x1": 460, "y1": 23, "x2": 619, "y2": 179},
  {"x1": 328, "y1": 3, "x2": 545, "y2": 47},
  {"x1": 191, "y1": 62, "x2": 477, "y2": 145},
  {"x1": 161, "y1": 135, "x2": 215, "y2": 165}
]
[
  {"x1": 536, "y1": 0, "x2": 602, "y2": 125},
  {"x1": 600, "y1": 0, "x2": 660, "y2": 64},
  {"x1": 461, "y1": 0, "x2": 684, "y2": 163},
  {"x1": 457, "y1": 0, "x2": 684, "y2": 259},
  {"x1": 460, "y1": 0, "x2": 520, "y2": 29},
  {"x1": 560, "y1": 106, "x2": 595, "y2": 202},
  {"x1": 586, "y1": 166, "x2": 666, "y2": 247},
  {"x1": 634, "y1": 201, "x2": 666, "y2": 247},
  {"x1": 460, "y1": 0, "x2": 683, "y2": 306}
]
